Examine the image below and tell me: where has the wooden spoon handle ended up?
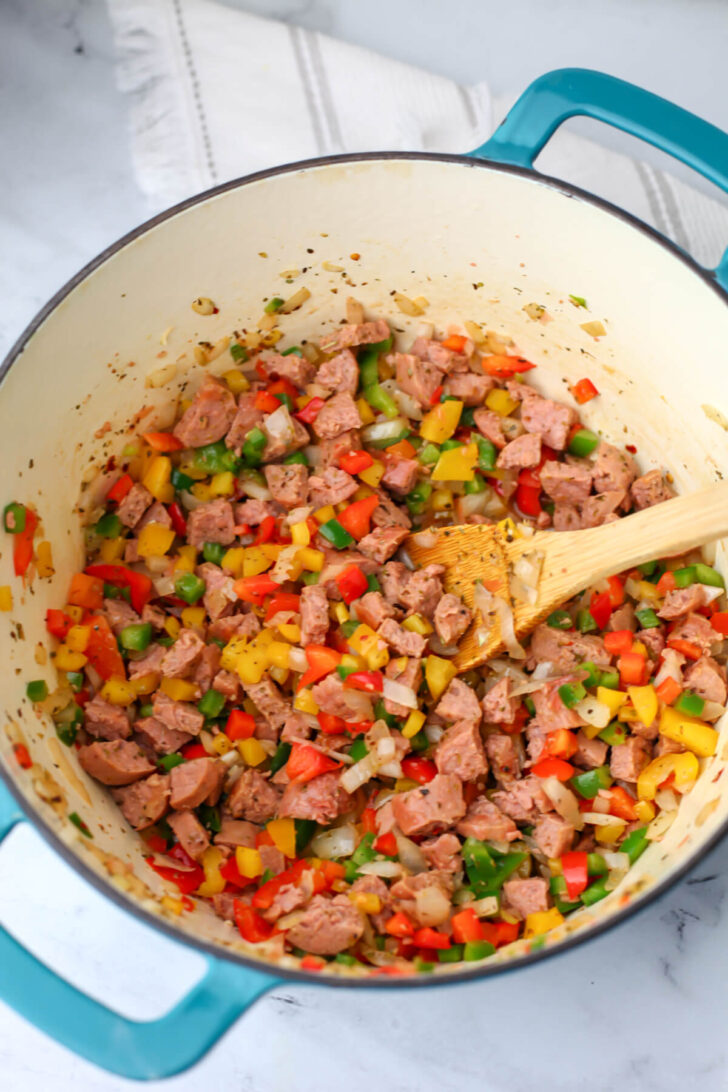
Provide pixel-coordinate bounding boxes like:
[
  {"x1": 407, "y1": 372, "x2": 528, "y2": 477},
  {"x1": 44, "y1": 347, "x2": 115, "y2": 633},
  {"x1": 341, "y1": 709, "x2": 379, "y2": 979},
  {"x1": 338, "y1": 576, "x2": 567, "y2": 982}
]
[{"x1": 529, "y1": 479, "x2": 728, "y2": 609}]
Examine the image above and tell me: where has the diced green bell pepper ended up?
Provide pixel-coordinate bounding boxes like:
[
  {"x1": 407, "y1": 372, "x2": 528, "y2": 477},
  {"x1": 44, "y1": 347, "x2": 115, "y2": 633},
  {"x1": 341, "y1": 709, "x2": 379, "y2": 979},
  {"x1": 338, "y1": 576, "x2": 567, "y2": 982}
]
[
  {"x1": 270, "y1": 742, "x2": 292, "y2": 775},
  {"x1": 570, "y1": 765, "x2": 613, "y2": 799},
  {"x1": 158, "y1": 754, "x2": 186, "y2": 772},
  {"x1": 281, "y1": 345, "x2": 303, "y2": 357},
  {"x1": 283, "y1": 451, "x2": 309, "y2": 466},
  {"x1": 66, "y1": 671, "x2": 85, "y2": 693},
  {"x1": 171, "y1": 467, "x2": 195, "y2": 492},
  {"x1": 476, "y1": 437, "x2": 497, "y2": 472},
  {"x1": 405, "y1": 482, "x2": 433, "y2": 516},
  {"x1": 462, "y1": 838, "x2": 526, "y2": 897},
  {"x1": 418, "y1": 443, "x2": 441, "y2": 466},
  {"x1": 3, "y1": 502, "x2": 26, "y2": 534},
  {"x1": 53, "y1": 702, "x2": 84, "y2": 746},
  {"x1": 580, "y1": 876, "x2": 611, "y2": 906},
  {"x1": 463, "y1": 939, "x2": 496, "y2": 961},
  {"x1": 198, "y1": 804, "x2": 222, "y2": 833},
  {"x1": 193, "y1": 441, "x2": 242, "y2": 475},
  {"x1": 694, "y1": 562, "x2": 724, "y2": 588},
  {"x1": 198, "y1": 689, "x2": 226, "y2": 719},
  {"x1": 366, "y1": 574, "x2": 381, "y2": 593},
  {"x1": 620, "y1": 825, "x2": 649, "y2": 864},
  {"x1": 673, "y1": 566, "x2": 696, "y2": 588},
  {"x1": 587, "y1": 853, "x2": 608, "y2": 875},
  {"x1": 546, "y1": 609, "x2": 572, "y2": 630},
  {"x1": 558, "y1": 681, "x2": 586, "y2": 708},
  {"x1": 635, "y1": 608, "x2": 660, "y2": 629},
  {"x1": 319, "y1": 519, "x2": 354, "y2": 549},
  {"x1": 68, "y1": 812, "x2": 93, "y2": 838},
  {"x1": 174, "y1": 572, "x2": 206, "y2": 604},
  {"x1": 120, "y1": 623, "x2": 153, "y2": 652},
  {"x1": 348, "y1": 737, "x2": 368, "y2": 762},
  {"x1": 26, "y1": 679, "x2": 48, "y2": 702},
  {"x1": 438, "y1": 944, "x2": 465, "y2": 963},
  {"x1": 138, "y1": 702, "x2": 155, "y2": 718},
  {"x1": 577, "y1": 661, "x2": 600, "y2": 688},
  {"x1": 409, "y1": 730, "x2": 429, "y2": 752},
  {"x1": 241, "y1": 427, "x2": 267, "y2": 467},
  {"x1": 674, "y1": 690, "x2": 705, "y2": 717},
  {"x1": 264, "y1": 297, "x2": 284, "y2": 314},
  {"x1": 95, "y1": 512, "x2": 122, "y2": 538},
  {"x1": 598, "y1": 722, "x2": 628, "y2": 746},
  {"x1": 464, "y1": 473, "x2": 487, "y2": 495},
  {"x1": 230, "y1": 343, "x2": 249, "y2": 362},
  {"x1": 576, "y1": 608, "x2": 598, "y2": 634},
  {"x1": 568, "y1": 429, "x2": 599, "y2": 458},
  {"x1": 203, "y1": 541, "x2": 226, "y2": 564},
  {"x1": 599, "y1": 670, "x2": 620, "y2": 690},
  {"x1": 344, "y1": 831, "x2": 377, "y2": 882}
]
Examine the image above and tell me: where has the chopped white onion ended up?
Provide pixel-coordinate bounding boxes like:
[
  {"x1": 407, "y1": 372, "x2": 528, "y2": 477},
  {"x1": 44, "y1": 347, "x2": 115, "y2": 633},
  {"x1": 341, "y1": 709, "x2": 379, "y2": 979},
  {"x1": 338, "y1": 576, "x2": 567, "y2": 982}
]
[
  {"x1": 605, "y1": 861, "x2": 630, "y2": 892},
  {"x1": 655, "y1": 788, "x2": 679, "y2": 811},
  {"x1": 702, "y1": 700, "x2": 726, "y2": 722},
  {"x1": 473, "y1": 582, "x2": 525, "y2": 659},
  {"x1": 381, "y1": 677, "x2": 418, "y2": 710},
  {"x1": 424, "y1": 724, "x2": 444, "y2": 744},
  {"x1": 698, "y1": 584, "x2": 724, "y2": 604},
  {"x1": 276, "y1": 910, "x2": 307, "y2": 930},
  {"x1": 600, "y1": 850, "x2": 631, "y2": 870},
  {"x1": 510, "y1": 551, "x2": 544, "y2": 607},
  {"x1": 356, "y1": 860, "x2": 404, "y2": 878},
  {"x1": 394, "y1": 831, "x2": 428, "y2": 874},
  {"x1": 410, "y1": 530, "x2": 439, "y2": 549},
  {"x1": 287, "y1": 647, "x2": 308, "y2": 673},
  {"x1": 530, "y1": 661, "x2": 557, "y2": 681},
  {"x1": 414, "y1": 886, "x2": 451, "y2": 927},
  {"x1": 590, "y1": 793, "x2": 612, "y2": 814},
  {"x1": 264, "y1": 404, "x2": 296, "y2": 449},
  {"x1": 361, "y1": 417, "x2": 407, "y2": 443},
  {"x1": 469, "y1": 895, "x2": 500, "y2": 917},
  {"x1": 238, "y1": 476, "x2": 271, "y2": 501},
  {"x1": 287, "y1": 506, "x2": 313, "y2": 525},
  {"x1": 654, "y1": 647, "x2": 685, "y2": 688},
  {"x1": 178, "y1": 489, "x2": 209, "y2": 511},
  {"x1": 580, "y1": 812, "x2": 627, "y2": 827},
  {"x1": 455, "y1": 493, "x2": 490, "y2": 521},
  {"x1": 340, "y1": 752, "x2": 380, "y2": 793},
  {"x1": 152, "y1": 574, "x2": 176, "y2": 597},
  {"x1": 144, "y1": 555, "x2": 171, "y2": 575},
  {"x1": 376, "y1": 737, "x2": 396, "y2": 761},
  {"x1": 380, "y1": 380, "x2": 423, "y2": 421},
  {"x1": 377, "y1": 759, "x2": 403, "y2": 780},
  {"x1": 573, "y1": 696, "x2": 612, "y2": 729},
  {"x1": 541, "y1": 777, "x2": 584, "y2": 830},
  {"x1": 647, "y1": 809, "x2": 678, "y2": 841},
  {"x1": 310, "y1": 824, "x2": 358, "y2": 860},
  {"x1": 270, "y1": 544, "x2": 302, "y2": 584}
]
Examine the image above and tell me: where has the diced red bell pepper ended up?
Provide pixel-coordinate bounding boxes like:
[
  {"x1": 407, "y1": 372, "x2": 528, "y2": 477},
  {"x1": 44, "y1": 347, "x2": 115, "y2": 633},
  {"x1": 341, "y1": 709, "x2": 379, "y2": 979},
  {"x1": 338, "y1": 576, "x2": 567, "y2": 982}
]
[
  {"x1": 344, "y1": 670, "x2": 383, "y2": 693},
  {"x1": 145, "y1": 855, "x2": 204, "y2": 895},
  {"x1": 618, "y1": 651, "x2": 648, "y2": 685},
  {"x1": 297, "y1": 644, "x2": 341, "y2": 690},
  {"x1": 144, "y1": 832, "x2": 169, "y2": 855},
  {"x1": 482, "y1": 355, "x2": 536, "y2": 378},
  {"x1": 385, "y1": 439, "x2": 417, "y2": 460},
  {"x1": 68, "y1": 572, "x2": 105, "y2": 611},
  {"x1": 219, "y1": 856, "x2": 252, "y2": 888},
  {"x1": 286, "y1": 743, "x2": 341, "y2": 784},
  {"x1": 255, "y1": 390, "x2": 282, "y2": 414},
  {"x1": 384, "y1": 911, "x2": 415, "y2": 938},
  {"x1": 561, "y1": 851, "x2": 589, "y2": 900},
  {"x1": 107, "y1": 473, "x2": 134, "y2": 504},
  {"x1": 531, "y1": 757, "x2": 575, "y2": 781},
  {"x1": 515, "y1": 483, "x2": 541, "y2": 518},
  {"x1": 479, "y1": 920, "x2": 520, "y2": 947},
  {"x1": 430, "y1": 384, "x2": 444, "y2": 405},
  {"x1": 267, "y1": 377, "x2": 299, "y2": 400},
  {"x1": 589, "y1": 590, "x2": 612, "y2": 630},
  {"x1": 336, "y1": 564, "x2": 369, "y2": 605},
  {"x1": 604, "y1": 629, "x2": 634, "y2": 656},
  {"x1": 225, "y1": 709, "x2": 256, "y2": 741},
  {"x1": 517, "y1": 466, "x2": 542, "y2": 490},
  {"x1": 339, "y1": 450, "x2": 374, "y2": 475},
  {"x1": 45, "y1": 609, "x2": 74, "y2": 640},
  {"x1": 253, "y1": 515, "x2": 276, "y2": 546},
  {"x1": 441, "y1": 334, "x2": 467, "y2": 353},
  {"x1": 264, "y1": 592, "x2": 300, "y2": 622},
  {"x1": 233, "y1": 900, "x2": 274, "y2": 943},
  {"x1": 606, "y1": 574, "x2": 625, "y2": 607},
  {"x1": 85, "y1": 614, "x2": 126, "y2": 679},
  {"x1": 252, "y1": 859, "x2": 309, "y2": 910},
  {"x1": 373, "y1": 831, "x2": 398, "y2": 856},
  {"x1": 316, "y1": 860, "x2": 346, "y2": 887},
  {"x1": 608, "y1": 785, "x2": 639, "y2": 821},
  {"x1": 360, "y1": 806, "x2": 378, "y2": 834},
  {"x1": 655, "y1": 676, "x2": 682, "y2": 704},
  {"x1": 571, "y1": 378, "x2": 599, "y2": 405},
  {"x1": 143, "y1": 431, "x2": 184, "y2": 452},
  {"x1": 299, "y1": 954, "x2": 325, "y2": 971},
  {"x1": 412, "y1": 927, "x2": 451, "y2": 950},
  {"x1": 667, "y1": 638, "x2": 702, "y2": 662},
  {"x1": 255, "y1": 360, "x2": 269, "y2": 382},
  {"x1": 400, "y1": 757, "x2": 437, "y2": 784},
  {"x1": 168, "y1": 502, "x2": 187, "y2": 536},
  {"x1": 84, "y1": 564, "x2": 153, "y2": 613},
  {"x1": 316, "y1": 711, "x2": 346, "y2": 735},
  {"x1": 451, "y1": 907, "x2": 484, "y2": 944},
  {"x1": 656, "y1": 571, "x2": 676, "y2": 595},
  {"x1": 13, "y1": 743, "x2": 32, "y2": 770},
  {"x1": 294, "y1": 397, "x2": 326, "y2": 424},
  {"x1": 180, "y1": 742, "x2": 208, "y2": 759},
  {"x1": 233, "y1": 574, "x2": 279, "y2": 606},
  {"x1": 13, "y1": 508, "x2": 38, "y2": 577},
  {"x1": 338, "y1": 495, "x2": 380, "y2": 540},
  {"x1": 709, "y1": 611, "x2": 728, "y2": 636},
  {"x1": 544, "y1": 728, "x2": 579, "y2": 760}
]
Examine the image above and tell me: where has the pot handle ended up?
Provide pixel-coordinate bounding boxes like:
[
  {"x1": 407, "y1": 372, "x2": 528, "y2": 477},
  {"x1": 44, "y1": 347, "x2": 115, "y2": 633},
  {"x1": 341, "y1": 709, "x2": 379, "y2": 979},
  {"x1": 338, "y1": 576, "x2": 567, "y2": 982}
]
[
  {"x1": 469, "y1": 68, "x2": 728, "y2": 289},
  {"x1": 0, "y1": 778, "x2": 280, "y2": 1079}
]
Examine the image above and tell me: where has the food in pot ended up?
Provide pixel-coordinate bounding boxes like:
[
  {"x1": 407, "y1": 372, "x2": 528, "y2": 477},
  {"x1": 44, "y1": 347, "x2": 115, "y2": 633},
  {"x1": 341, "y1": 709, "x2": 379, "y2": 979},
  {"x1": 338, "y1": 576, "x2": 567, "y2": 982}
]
[{"x1": 9, "y1": 306, "x2": 726, "y2": 975}]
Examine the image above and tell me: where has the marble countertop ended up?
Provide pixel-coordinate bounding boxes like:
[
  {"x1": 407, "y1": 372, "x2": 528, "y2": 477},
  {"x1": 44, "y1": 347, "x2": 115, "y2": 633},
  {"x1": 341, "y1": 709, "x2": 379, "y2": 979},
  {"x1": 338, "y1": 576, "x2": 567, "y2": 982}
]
[{"x1": 2, "y1": 1, "x2": 728, "y2": 1089}]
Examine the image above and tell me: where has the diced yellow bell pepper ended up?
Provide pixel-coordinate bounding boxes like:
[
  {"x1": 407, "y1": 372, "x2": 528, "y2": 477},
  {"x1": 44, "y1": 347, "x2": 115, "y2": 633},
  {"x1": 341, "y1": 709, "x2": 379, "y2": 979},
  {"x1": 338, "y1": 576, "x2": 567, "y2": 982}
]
[
  {"x1": 635, "y1": 800, "x2": 656, "y2": 823},
  {"x1": 631, "y1": 641, "x2": 647, "y2": 658},
  {"x1": 191, "y1": 481, "x2": 215, "y2": 503},
  {"x1": 142, "y1": 455, "x2": 174, "y2": 503},
  {"x1": 296, "y1": 393, "x2": 313, "y2": 411},
  {"x1": 617, "y1": 704, "x2": 638, "y2": 723},
  {"x1": 628, "y1": 684, "x2": 658, "y2": 728},
  {"x1": 137, "y1": 522, "x2": 176, "y2": 558},
  {"x1": 222, "y1": 368, "x2": 250, "y2": 394},
  {"x1": 347, "y1": 623, "x2": 389, "y2": 669},
  {"x1": 402, "y1": 709, "x2": 426, "y2": 739},
  {"x1": 294, "y1": 688, "x2": 319, "y2": 715},
  {"x1": 210, "y1": 471, "x2": 235, "y2": 496},
  {"x1": 130, "y1": 672, "x2": 159, "y2": 696},
  {"x1": 243, "y1": 546, "x2": 275, "y2": 576},
  {"x1": 267, "y1": 817, "x2": 296, "y2": 859},
  {"x1": 358, "y1": 460, "x2": 385, "y2": 488},
  {"x1": 99, "y1": 536, "x2": 125, "y2": 562},
  {"x1": 174, "y1": 544, "x2": 198, "y2": 572},
  {"x1": 164, "y1": 615, "x2": 181, "y2": 640},
  {"x1": 101, "y1": 676, "x2": 137, "y2": 706},
  {"x1": 430, "y1": 488, "x2": 454, "y2": 512},
  {"x1": 220, "y1": 635, "x2": 249, "y2": 672},
  {"x1": 349, "y1": 890, "x2": 382, "y2": 915},
  {"x1": 161, "y1": 895, "x2": 184, "y2": 915},
  {"x1": 196, "y1": 847, "x2": 226, "y2": 897},
  {"x1": 55, "y1": 645, "x2": 88, "y2": 671},
  {"x1": 278, "y1": 622, "x2": 301, "y2": 643},
  {"x1": 594, "y1": 822, "x2": 627, "y2": 845},
  {"x1": 419, "y1": 399, "x2": 463, "y2": 444},
  {"x1": 637, "y1": 580, "x2": 660, "y2": 604},
  {"x1": 523, "y1": 907, "x2": 565, "y2": 938},
  {"x1": 291, "y1": 521, "x2": 311, "y2": 546},
  {"x1": 66, "y1": 625, "x2": 91, "y2": 653},
  {"x1": 36, "y1": 540, "x2": 55, "y2": 578},
  {"x1": 175, "y1": 458, "x2": 207, "y2": 482},
  {"x1": 160, "y1": 677, "x2": 199, "y2": 702},
  {"x1": 64, "y1": 605, "x2": 84, "y2": 623},
  {"x1": 637, "y1": 751, "x2": 699, "y2": 800},
  {"x1": 0, "y1": 586, "x2": 13, "y2": 612},
  {"x1": 331, "y1": 602, "x2": 349, "y2": 625},
  {"x1": 395, "y1": 778, "x2": 420, "y2": 793},
  {"x1": 485, "y1": 388, "x2": 519, "y2": 416},
  {"x1": 236, "y1": 846, "x2": 263, "y2": 879},
  {"x1": 238, "y1": 737, "x2": 267, "y2": 766},
  {"x1": 253, "y1": 628, "x2": 275, "y2": 648},
  {"x1": 181, "y1": 606, "x2": 206, "y2": 629},
  {"x1": 297, "y1": 547, "x2": 325, "y2": 572},
  {"x1": 236, "y1": 642, "x2": 269, "y2": 685},
  {"x1": 596, "y1": 686, "x2": 628, "y2": 717},
  {"x1": 339, "y1": 653, "x2": 365, "y2": 674},
  {"x1": 220, "y1": 547, "x2": 245, "y2": 576},
  {"x1": 659, "y1": 705, "x2": 717, "y2": 757},
  {"x1": 425, "y1": 655, "x2": 458, "y2": 700},
  {"x1": 266, "y1": 641, "x2": 291, "y2": 670},
  {"x1": 314, "y1": 505, "x2": 336, "y2": 525},
  {"x1": 432, "y1": 442, "x2": 479, "y2": 483},
  {"x1": 210, "y1": 733, "x2": 234, "y2": 756},
  {"x1": 402, "y1": 613, "x2": 434, "y2": 636},
  {"x1": 355, "y1": 397, "x2": 376, "y2": 425}
]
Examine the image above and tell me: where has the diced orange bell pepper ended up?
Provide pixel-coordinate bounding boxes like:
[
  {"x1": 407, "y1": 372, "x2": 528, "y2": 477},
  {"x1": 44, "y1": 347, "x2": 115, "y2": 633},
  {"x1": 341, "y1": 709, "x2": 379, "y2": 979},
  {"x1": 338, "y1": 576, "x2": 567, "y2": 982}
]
[{"x1": 67, "y1": 572, "x2": 105, "y2": 611}]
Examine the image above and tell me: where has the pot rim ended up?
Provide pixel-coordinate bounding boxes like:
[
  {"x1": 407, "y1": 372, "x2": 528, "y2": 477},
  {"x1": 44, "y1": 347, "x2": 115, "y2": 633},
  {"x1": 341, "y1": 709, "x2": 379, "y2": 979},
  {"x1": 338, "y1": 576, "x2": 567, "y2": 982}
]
[{"x1": 2, "y1": 149, "x2": 727, "y2": 989}]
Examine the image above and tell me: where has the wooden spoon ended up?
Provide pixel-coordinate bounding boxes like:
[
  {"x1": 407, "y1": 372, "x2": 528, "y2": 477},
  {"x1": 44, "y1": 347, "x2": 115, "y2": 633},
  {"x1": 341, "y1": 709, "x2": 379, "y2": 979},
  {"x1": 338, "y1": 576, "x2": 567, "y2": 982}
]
[{"x1": 406, "y1": 482, "x2": 728, "y2": 673}]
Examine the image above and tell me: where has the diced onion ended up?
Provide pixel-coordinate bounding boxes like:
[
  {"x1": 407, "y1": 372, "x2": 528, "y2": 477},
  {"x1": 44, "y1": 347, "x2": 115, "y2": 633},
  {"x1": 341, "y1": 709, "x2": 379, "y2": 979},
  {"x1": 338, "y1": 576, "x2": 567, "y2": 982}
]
[
  {"x1": 455, "y1": 493, "x2": 490, "y2": 521},
  {"x1": 647, "y1": 809, "x2": 678, "y2": 841},
  {"x1": 698, "y1": 583, "x2": 724, "y2": 604},
  {"x1": 580, "y1": 812, "x2": 627, "y2": 827},
  {"x1": 288, "y1": 648, "x2": 307, "y2": 672},
  {"x1": 469, "y1": 895, "x2": 499, "y2": 917},
  {"x1": 414, "y1": 886, "x2": 451, "y2": 926},
  {"x1": 410, "y1": 530, "x2": 439, "y2": 549},
  {"x1": 702, "y1": 700, "x2": 726, "y2": 722},
  {"x1": 654, "y1": 647, "x2": 685, "y2": 687},
  {"x1": 424, "y1": 724, "x2": 444, "y2": 744},
  {"x1": 179, "y1": 489, "x2": 210, "y2": 511},
  {"x1": 655, "y1": 788, "x2": 679, "y2": 811},
  {"x1": 276, "y1": 910, "x2": 307, "y2": 929},
  {"x1": 238, "y1": 475, "x2": 271, "y2": 502},
  {"x1": 264, "y1": 404, "x2": 296, "y2": 449},
  {"x1": 356, "y1": 860, "x2": 403, "y2": 878},
  {"x1": 377, "y1": 760, "x2": 403, "y2": 779},
  {"x1": 380, "y1": 379, "x2": 423, "y2": 421},
  {"x1": 473, "y1": 582, "x2": 525, "y2": 660},
  {"x1": 376, "y1": 736, "x2": 396, "y2": 761},
  {"x1": 287, "y1": 506, "x2": 313, "y2": 525},
  {"x1": 270, "y1": 545, "x2": 302, "y2": 584},
  {"x1": 605, "y1": 860, "x2": 630, "y2": 892},
  {"x1": 573, "y1": 696, "x2": 612, "y2": 729},
  {"x1": 510, "y1": 551, "x2": 544, "y2": 607},
  {"x1": 394, "y1": 831, "x2": 427, "y2": 874},
  {"x1": 152, "y1": 574, "x2": 176, "y2": 596},
  {"x1": 340, "y1": 752, "x2": 379, "y2": 793},
  {"x1": 381, "y1": 678, "x2": 418, "y2": 710},
  {"x1": 426, "y1": 636, "x2": 459, "y2": 658},
  {"x1": 311, "y1": 824, "x2": 358, "y2": 860},
  {"x1": 541, "y1": 777, "x2": 584, "y2": 830},
  {"x1": 361, "y1": 418, "x2": 407, "y2": 444}
]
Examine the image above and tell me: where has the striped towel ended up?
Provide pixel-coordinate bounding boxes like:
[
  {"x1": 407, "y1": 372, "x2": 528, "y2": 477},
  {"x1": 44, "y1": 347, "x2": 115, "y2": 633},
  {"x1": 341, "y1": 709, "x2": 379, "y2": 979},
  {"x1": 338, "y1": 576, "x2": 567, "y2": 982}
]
[{"x1": 107, "y1": 0, "x2": 728, "y2": 271}]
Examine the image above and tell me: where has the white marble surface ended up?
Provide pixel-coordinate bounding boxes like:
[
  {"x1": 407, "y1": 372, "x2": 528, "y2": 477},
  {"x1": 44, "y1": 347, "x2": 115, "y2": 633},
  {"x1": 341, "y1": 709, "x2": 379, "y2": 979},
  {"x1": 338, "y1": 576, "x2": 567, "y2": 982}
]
[{"x1": 3, "y1": 1, "x2": 728, "y2": 1089}]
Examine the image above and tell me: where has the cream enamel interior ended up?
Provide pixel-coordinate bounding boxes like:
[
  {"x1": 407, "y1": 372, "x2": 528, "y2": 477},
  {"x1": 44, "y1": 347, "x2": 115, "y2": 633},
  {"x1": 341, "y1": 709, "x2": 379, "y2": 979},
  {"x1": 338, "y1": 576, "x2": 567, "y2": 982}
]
[{"x1": 3, "y1": 156, "x2": 728, "y2": 977}]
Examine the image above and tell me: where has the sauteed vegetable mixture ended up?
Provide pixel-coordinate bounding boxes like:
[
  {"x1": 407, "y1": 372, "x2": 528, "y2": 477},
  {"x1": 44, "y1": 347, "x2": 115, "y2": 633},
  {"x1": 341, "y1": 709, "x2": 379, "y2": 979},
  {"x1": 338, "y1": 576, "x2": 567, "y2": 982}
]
[{"x1": 7, "y1": 303, "x2": 726, "y2": 973}]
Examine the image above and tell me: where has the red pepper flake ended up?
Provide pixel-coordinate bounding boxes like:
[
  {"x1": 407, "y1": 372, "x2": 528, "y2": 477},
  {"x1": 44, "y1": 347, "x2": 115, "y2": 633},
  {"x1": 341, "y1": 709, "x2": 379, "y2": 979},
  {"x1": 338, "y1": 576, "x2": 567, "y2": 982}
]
[
  {"x1": 13, "y1": 743, "x2": 32, "y2": 769},
  {"x1": 625, "y1": 444, "x2": 637, "y2": 454}
]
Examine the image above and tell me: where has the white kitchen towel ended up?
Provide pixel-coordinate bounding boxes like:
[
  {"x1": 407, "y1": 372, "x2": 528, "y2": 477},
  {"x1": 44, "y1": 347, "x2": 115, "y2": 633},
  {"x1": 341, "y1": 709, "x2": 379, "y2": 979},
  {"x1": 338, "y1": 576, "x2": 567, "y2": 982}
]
[{"x1": 107, "y1": 0, "x2": 728, "y2": 271}]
